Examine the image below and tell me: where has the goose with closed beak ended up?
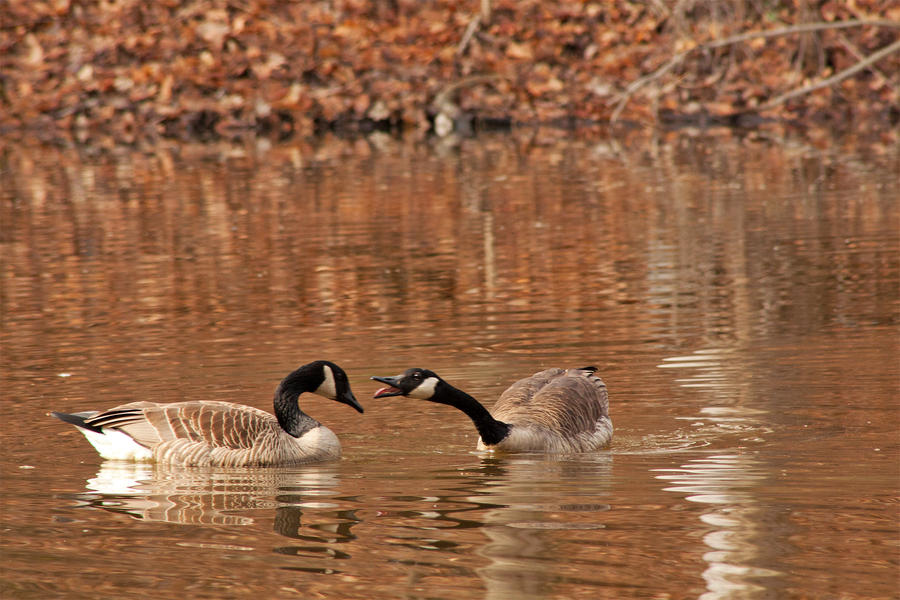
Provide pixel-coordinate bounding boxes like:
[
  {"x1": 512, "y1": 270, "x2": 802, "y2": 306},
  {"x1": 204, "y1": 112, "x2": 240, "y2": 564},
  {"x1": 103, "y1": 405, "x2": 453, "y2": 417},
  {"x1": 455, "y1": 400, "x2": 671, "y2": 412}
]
[
  {"x1": 372, "y1": 366, "x2": 611, "y2": 453},
  {"x1": 52, "y1": 360, "x2": 363, "y2": 466}
]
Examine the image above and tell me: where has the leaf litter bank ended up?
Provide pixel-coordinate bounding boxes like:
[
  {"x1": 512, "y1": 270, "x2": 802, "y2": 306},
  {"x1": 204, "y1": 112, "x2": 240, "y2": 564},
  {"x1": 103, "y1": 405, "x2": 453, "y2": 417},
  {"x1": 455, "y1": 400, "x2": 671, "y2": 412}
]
[{"x1": 2, "y1": 0, "x2": 898, "y2": 143}]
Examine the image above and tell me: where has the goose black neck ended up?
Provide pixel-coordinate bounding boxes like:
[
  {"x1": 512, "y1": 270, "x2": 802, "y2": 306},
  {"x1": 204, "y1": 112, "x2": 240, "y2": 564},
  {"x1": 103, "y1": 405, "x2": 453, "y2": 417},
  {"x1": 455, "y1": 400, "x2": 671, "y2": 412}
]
[
  {"x1": 274, "y1": 373, "x2": 319, "y2": 438},
  {"x1": 436, "y1": 383, "x2": 511, "y2": 446}
]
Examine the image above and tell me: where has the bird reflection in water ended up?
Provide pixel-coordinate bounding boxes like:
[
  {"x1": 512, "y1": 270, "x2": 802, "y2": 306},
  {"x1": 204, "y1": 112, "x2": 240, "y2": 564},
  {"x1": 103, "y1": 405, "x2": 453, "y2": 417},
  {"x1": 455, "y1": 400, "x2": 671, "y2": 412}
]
[
  {"x1": 469, "y1": 455, "x2": 614, "y2": 600},
  {"x1": 71, "y1": 460, "x2": 352, "y2": 540}
]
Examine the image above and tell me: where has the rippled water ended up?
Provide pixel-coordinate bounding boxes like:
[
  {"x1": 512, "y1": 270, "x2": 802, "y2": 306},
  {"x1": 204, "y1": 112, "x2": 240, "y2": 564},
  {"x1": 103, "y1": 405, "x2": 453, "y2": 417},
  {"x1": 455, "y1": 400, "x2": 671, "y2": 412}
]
[{"x1": 1, "y1": 133, "x2": 897, "y2": 599}]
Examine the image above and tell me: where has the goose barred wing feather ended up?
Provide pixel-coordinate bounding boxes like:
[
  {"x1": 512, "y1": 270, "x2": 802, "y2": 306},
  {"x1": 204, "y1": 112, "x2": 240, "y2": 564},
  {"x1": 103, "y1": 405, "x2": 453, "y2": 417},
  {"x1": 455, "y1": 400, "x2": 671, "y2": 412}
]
[
  {"x1": 54, "y1": 360, "x2": 356, "y2": 466},
  {"x1": 493, "y1": 367, "x2": 609, "y2": 438},
  {"x1": 77, "y1": 400, "x2": 334, "y2": 466},
  {"x1": 83, "y1": 401, "x2": 275, "y2": 450}
]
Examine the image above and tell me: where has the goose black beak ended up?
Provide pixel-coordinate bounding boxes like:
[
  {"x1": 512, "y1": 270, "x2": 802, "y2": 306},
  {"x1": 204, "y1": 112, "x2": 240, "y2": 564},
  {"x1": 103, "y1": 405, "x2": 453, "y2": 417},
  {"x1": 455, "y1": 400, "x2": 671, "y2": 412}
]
[
  {"x1": 340, "y1": 390, "x2": 365, "y2": 413},
  {"x1": 371, "y1": 375, "x2": 405, "y2": 398}
]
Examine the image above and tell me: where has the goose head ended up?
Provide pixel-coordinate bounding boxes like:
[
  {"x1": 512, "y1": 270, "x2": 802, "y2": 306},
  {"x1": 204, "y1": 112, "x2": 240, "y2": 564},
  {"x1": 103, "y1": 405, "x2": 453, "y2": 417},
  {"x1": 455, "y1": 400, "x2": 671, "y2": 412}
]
[
  {"x1": 282, "y1": 360, "x2": 364, "y2": 413},
  {"x1": 371, "y1": 368, "x2": 442, "y2": 401}
]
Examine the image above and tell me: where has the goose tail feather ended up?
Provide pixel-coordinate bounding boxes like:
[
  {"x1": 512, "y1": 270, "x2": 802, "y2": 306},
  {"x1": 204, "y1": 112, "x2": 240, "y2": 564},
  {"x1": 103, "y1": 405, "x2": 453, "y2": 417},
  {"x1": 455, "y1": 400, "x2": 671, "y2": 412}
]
[{"x1": 51, "y1": 411, "x2": 103, "y2": 434}]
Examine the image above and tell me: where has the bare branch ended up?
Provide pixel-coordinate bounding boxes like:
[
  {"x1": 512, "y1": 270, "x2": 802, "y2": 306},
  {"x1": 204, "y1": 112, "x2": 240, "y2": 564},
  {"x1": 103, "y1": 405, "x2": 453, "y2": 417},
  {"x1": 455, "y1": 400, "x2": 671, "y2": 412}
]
[
  {"x1": 704, "y1": 20, "x2": 900, "y2": 50},
  {"x1": 609, "y1": 19, "x2": 900, "y2": 125},
  {"x1": 837, "y1": 32, "x2": 890, "y2": 85},
  {"x1": 759, "y1": 38, "x2": 900, "y2": 110}
]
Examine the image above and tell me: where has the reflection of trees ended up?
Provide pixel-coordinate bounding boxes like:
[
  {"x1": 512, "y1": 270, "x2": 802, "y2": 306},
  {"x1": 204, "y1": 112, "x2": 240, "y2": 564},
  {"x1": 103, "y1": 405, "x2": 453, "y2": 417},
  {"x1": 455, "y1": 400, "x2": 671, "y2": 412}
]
[
  {"x1": 4, "y1": 134, "x2": 894, "y2": 489},
  {"x1": 3, "y1": 136, "x2": 894, "y2": 382}
]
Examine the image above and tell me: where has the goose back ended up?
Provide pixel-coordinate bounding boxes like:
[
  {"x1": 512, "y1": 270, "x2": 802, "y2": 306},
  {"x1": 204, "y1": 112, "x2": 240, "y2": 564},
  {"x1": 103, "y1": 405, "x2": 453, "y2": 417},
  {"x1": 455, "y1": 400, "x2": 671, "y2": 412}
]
[{"x1": 481, "y1": 367, "x2": 612, "y2": 452}]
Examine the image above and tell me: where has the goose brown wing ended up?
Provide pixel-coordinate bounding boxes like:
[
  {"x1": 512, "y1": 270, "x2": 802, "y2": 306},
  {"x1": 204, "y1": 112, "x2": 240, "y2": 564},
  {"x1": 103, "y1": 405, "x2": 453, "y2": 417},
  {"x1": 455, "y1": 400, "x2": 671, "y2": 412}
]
[
  {"x1": 493, "y1": 368, "x2": 609, "y2": 437},
  {"x1": 84, "y1": 401, "x2": 275, "y2": 450}
]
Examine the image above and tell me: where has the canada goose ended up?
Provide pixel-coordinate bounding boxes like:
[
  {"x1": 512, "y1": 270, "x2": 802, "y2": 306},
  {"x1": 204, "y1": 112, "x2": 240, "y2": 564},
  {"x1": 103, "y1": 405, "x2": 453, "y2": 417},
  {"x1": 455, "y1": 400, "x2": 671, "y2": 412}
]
[
  {"x1": 52, "y1": 360, "x2": 364, "y2": 466},
  {"x1": 371, "y1": 366, "x2": 612, "y2": 453}
]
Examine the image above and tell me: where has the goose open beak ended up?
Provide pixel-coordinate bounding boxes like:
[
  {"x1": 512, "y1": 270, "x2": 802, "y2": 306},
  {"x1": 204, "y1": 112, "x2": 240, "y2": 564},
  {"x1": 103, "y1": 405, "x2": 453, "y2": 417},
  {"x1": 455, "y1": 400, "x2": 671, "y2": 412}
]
[{"x1": 371, "y1": 375, "x2": 405, "y2": 398}]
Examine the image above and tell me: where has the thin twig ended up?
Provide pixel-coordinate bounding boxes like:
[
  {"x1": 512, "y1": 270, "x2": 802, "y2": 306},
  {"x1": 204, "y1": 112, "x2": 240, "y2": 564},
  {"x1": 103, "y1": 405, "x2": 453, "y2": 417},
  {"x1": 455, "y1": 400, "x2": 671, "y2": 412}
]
[
  {"x1": 703, "y1": 20, "x2": 900, "y2": 49},
  {"x1": 431, "y1": 74, "x2": 503, "y2": 112},
  {"x1": 457, "y1": 15, "x2": 482, "y2": 57},
  {"x1": 759, "y1": 37, "x2": 900, "y2": 110},
  {"x1": 609, "y1": 19, "x2": 900, "y2": 125},
  {"x1": 609, "y1": 52, "x2": 686, "y2": 124},
  {"x1": 837, "y1": 32, "x2": 890, "y2": 83},
  {"x1": 480, "y1": 0, "x2": 492, "y2": 23}
]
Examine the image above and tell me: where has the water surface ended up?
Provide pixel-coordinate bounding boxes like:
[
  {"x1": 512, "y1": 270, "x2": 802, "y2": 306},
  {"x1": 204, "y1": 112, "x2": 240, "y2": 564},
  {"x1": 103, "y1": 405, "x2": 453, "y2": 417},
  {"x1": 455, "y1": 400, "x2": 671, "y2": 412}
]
[{"x1": 1, "y1": 133, "x2": 897, "y2": 599}]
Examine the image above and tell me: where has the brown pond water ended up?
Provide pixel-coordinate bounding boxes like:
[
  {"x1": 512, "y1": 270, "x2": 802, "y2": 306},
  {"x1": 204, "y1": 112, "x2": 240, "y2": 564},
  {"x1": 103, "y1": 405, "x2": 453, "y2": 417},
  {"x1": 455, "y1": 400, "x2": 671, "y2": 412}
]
[{"x1": 1, "y1": 133, "x2": 898, "y2": 599}]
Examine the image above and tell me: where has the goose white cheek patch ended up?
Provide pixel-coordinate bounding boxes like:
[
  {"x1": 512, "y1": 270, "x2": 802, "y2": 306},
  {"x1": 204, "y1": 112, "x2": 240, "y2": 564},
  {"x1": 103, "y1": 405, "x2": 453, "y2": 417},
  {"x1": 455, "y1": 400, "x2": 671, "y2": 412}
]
[
  {"x1": 409, "y1": 376, "x2": 439, "y2": 400},
  {"x1": 316, "y1": 365, "x2": 337, "y2": 399}
]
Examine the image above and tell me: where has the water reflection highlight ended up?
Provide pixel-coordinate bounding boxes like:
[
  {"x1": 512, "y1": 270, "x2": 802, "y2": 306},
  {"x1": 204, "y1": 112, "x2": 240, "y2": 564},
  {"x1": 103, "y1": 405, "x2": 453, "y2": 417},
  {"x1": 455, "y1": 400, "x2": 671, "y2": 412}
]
[{"x1": 656, "y1": 454, "x2": 781, "y2": 600}]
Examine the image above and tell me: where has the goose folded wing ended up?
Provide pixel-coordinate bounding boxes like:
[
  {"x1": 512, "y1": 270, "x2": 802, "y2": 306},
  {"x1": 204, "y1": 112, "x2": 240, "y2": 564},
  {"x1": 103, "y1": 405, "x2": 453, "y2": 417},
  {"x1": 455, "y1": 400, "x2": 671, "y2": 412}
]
[{"x1": 84, "y1": 401, "x2": 273, "y2": 450}]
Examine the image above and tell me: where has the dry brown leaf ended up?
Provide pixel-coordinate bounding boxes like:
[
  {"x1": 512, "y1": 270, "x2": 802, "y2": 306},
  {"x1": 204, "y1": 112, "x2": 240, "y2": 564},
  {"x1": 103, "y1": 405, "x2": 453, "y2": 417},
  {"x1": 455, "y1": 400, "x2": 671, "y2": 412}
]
[{"x1": 506, "y1": 42, "x2": 534, "y2": 60}]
